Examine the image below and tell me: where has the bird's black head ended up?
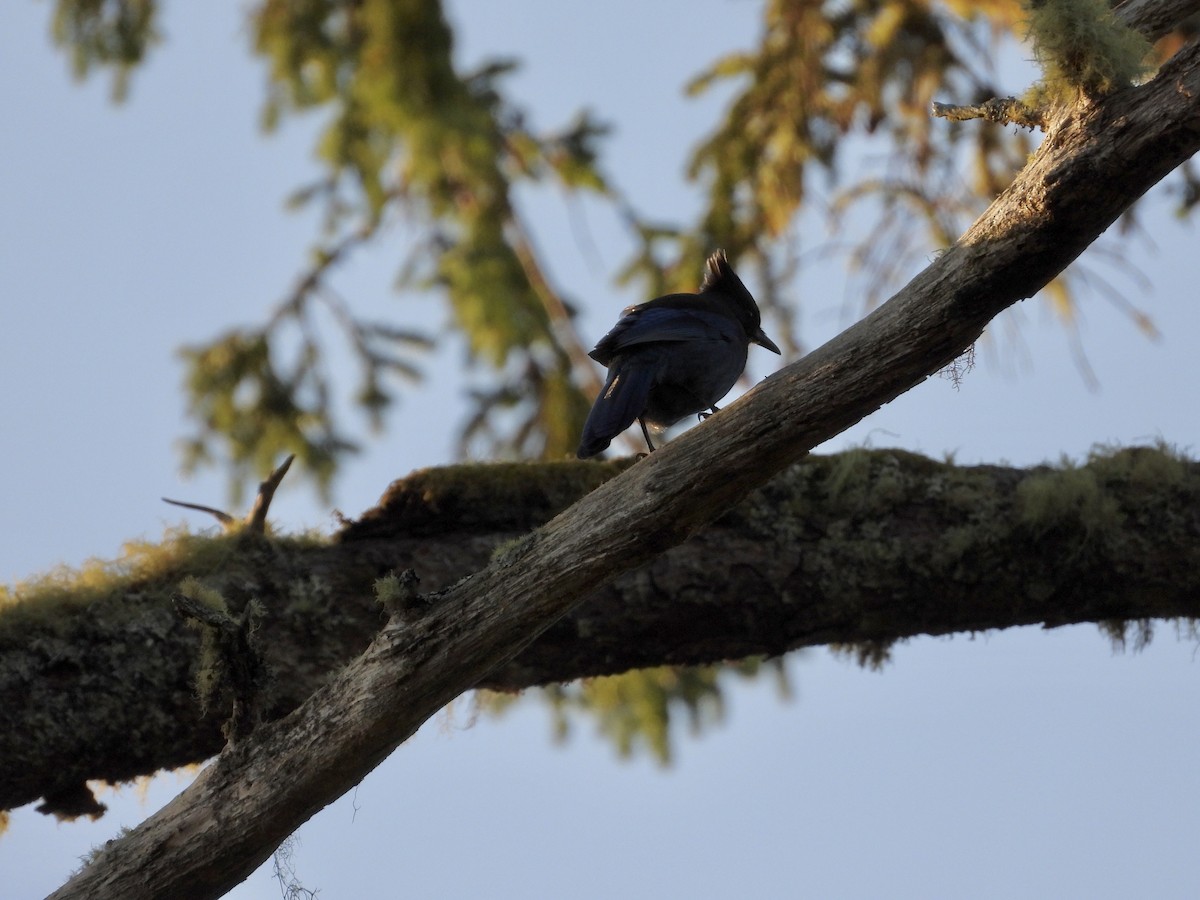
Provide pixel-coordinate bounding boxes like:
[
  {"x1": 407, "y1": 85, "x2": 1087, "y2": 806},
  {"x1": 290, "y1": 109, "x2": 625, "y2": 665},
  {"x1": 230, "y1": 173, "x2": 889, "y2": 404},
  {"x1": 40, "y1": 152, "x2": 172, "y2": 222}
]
[{"x1": 699, "y1": 250, "x2": 781, "y2": 355}]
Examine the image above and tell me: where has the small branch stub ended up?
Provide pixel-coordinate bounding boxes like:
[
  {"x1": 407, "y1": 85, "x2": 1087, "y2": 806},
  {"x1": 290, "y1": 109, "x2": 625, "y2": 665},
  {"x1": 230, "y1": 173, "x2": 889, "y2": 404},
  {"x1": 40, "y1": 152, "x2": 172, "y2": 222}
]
[
  {"x1": 245, "y1": 454, "x2": 295, "y2": 533},
  {"x1": 932, "y1": 0, "x2": 1158, "y2": 134},
  {"x1": 160, "y1": 497, "x2": 237, "y2": 530},
  {"x1": 931, "y1": 97, "x2": 1049, "y2": 130},
  {"x1": 162, "y1": 454, "x2": 296, "y2": 534}
]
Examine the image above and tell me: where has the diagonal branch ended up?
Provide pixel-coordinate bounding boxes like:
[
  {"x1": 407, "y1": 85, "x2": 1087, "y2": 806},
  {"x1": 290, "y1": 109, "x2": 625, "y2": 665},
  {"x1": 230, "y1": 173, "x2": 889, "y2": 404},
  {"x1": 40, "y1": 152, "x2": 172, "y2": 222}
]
[
  {"x1": 51, "y1": 38, "x2": 1200, "y2": 900},
  {"x1": 1115, "y1": 0, "x2": 1200, "y2": 42}
]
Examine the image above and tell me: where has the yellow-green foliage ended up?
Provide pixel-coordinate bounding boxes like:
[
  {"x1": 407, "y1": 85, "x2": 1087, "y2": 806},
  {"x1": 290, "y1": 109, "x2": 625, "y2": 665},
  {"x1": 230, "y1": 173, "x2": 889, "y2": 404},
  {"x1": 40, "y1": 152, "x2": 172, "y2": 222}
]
[
  {"x1": 1024, "y1": 0, "x2": 1151, "y2": 100},
  {"x1": 483, "y1": 659, "x2": 786, "y2": 766},
  {"x1": 47, "y1": 2, "x2": 1175, "y2": 496},
  {"x1": 51, "y1": 0, "x2": 159, "y2": 101},
  {"x1": 179, "y1": 332, "x2": 340, "y2": 505},
  {"x1": 249, "y1": 0, "x2": 605, "y2": 463}
]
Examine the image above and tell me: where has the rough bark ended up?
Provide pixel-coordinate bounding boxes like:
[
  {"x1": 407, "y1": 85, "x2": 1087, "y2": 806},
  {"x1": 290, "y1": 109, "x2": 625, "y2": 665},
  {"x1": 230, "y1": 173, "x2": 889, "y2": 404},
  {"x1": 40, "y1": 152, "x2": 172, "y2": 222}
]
[
  {"x1": 38, "y1": 27, "x2": 1200, "y2": 899},
  {"x1": 5, "y1": 448, "x2": 1200, "y2": 819},
  {"x1": 1117, "y1": 0, "x2": 1200, "y2": 41}
]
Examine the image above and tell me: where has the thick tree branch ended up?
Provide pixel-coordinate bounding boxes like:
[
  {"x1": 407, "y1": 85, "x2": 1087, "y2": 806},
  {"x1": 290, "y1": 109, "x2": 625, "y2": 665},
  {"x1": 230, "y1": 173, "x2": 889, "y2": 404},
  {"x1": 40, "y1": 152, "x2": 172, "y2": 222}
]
[
  {"x1": 43, "y1": 35, "x2": 1200, "y2": 898},
  {"x1": 6, "y1": 448, "x2": 1200, "y2": 820},
  {"x1": 1116, "y1": 0, "x2": 1200, "y2": 42}
]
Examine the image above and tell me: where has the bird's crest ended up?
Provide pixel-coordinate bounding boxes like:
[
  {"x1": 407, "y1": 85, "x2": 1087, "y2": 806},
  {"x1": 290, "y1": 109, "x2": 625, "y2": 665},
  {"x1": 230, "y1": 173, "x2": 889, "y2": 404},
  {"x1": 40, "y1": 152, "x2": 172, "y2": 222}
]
[
  {"x1": 699, "y1": 249, "x2": 732, "y2": 293},
  {"x1": 699, "y1": 249, "x2": 757, "y2": 312}
]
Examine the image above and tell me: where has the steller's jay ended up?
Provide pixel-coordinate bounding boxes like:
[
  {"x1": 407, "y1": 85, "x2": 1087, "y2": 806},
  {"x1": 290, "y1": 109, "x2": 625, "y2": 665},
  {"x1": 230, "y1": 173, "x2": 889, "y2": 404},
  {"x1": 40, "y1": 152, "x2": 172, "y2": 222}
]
[{"x1": 577, "y1": 250, "x2": 781, "y2": 458}]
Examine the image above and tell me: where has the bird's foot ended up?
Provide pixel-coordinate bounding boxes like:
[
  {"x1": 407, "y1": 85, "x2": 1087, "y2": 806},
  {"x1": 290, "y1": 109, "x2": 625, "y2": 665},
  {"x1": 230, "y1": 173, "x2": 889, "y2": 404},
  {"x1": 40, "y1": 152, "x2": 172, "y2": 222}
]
[{"x1": 698, "y1": 405, "x2": 720, "y2": 421}]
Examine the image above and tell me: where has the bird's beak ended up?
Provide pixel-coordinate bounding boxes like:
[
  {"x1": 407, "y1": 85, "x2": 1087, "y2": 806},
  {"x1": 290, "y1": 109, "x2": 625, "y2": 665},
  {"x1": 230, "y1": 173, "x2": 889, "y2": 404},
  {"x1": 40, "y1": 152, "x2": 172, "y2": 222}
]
[{"x1": 753, "y1": 328, "x2": 781, "y2": 355}]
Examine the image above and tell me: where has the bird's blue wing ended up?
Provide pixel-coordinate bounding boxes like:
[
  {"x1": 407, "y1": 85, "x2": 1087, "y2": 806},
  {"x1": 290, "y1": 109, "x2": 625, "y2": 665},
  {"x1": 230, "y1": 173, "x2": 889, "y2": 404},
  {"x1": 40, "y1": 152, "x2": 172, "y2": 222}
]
[{"x1": 589, "y1": 307, "x2": 736, "y2": 365}]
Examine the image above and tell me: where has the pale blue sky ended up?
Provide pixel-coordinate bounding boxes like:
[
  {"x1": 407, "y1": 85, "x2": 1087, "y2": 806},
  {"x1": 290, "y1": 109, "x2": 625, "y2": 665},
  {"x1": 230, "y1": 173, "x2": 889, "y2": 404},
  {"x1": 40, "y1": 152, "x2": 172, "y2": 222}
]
[{"x1": 3, "y1": 3, "x2": 1199, "y2": 898}]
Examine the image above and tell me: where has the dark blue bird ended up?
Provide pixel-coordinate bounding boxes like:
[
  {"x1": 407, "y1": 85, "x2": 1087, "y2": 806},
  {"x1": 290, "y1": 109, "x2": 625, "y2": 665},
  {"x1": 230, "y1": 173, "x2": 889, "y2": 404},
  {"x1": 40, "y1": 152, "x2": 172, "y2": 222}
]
[{"x1": 577, "y1": 250, "x2": 781, "y2": 459}]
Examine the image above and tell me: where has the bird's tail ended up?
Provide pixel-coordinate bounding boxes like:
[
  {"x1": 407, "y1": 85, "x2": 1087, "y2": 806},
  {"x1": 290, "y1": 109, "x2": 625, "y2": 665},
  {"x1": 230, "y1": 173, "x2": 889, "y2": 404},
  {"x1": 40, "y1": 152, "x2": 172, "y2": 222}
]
[{"x1": 577, "y1": 363, "x2": 655, "y2": 459}]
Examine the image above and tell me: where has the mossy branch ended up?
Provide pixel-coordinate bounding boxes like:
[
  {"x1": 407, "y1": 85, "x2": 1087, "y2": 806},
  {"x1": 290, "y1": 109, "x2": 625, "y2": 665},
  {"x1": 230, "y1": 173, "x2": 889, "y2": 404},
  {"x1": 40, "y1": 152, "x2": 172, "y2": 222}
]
[{"x1": 5, "y1": 445, "x2": 1200, "y2": 820}]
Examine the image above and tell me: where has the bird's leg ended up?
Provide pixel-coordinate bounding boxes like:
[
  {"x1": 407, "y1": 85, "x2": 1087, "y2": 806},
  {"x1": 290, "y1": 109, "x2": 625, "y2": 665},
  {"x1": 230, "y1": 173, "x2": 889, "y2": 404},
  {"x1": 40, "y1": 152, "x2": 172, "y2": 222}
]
[
  {"x1": 638, "y1": 418, "x2": 657, "y2": 452},
  {"x1": 698, "y1": 405, "x2": 720, "y2": 421}
]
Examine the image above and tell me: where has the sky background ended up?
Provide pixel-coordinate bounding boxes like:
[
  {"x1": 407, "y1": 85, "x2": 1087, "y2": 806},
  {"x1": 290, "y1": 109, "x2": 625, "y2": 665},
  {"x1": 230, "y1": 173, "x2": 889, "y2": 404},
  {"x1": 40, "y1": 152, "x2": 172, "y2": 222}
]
[{"x1": 3, "y1": 2, "x2": 1199, "y2": 898}]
